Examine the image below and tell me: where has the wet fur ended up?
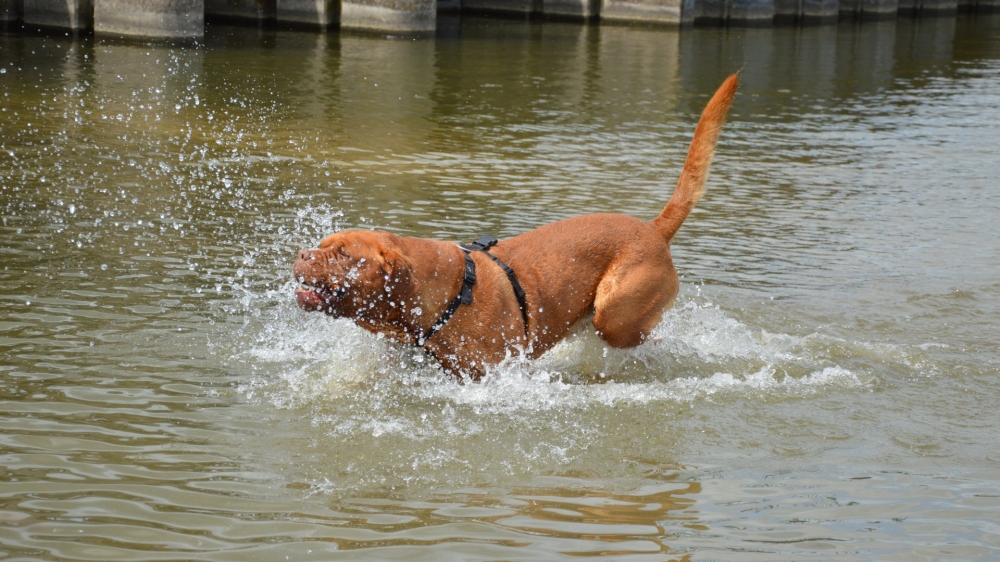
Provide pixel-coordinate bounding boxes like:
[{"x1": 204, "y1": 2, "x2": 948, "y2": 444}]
[{"x1": 294, "y1": 74, "x2": 739, "y2": 379}]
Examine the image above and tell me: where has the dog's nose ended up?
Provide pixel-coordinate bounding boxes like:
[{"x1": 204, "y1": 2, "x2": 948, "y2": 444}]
[{"x1": 298, "y1": 249, "x2": 313, "y2": 262}]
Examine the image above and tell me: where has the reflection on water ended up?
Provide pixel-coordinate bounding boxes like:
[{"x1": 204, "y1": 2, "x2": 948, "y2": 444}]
[{"x1": 2, "y1": 13, "x2": 1000, "y2": 560}]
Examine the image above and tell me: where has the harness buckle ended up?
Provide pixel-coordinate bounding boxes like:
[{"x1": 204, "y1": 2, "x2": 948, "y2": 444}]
[{"x1": 462, "y1": 235, "x2": 498, "y2": 252}]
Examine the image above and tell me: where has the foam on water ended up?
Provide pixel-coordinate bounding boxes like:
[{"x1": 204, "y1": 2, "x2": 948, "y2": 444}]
[{"x1": 237, "y1": 276, "x2": 870, "y2": 413}]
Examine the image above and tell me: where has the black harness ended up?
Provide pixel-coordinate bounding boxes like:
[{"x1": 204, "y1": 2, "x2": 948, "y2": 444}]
[{"x1": 417, "y1": 235, "x2": 529, "y2": 346}]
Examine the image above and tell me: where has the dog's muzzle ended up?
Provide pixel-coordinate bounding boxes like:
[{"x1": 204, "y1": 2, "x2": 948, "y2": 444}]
[
  {"x1": 294, "y1": 283, "x2": 346, "y2": 315},
  {"x1": 294, "y1": 250, "x2": 346, "y2": 315}
]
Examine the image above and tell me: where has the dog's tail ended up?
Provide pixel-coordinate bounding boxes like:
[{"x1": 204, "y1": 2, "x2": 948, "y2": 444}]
[{"x1": 653, "y1": 73, "x2": 739, "y2": 243}]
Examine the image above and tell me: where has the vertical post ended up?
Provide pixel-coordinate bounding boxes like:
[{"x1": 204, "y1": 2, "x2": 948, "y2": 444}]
[
  {"x1": 94, "y1": 0, "x2": 204, "y2": 38},
  {"x1": 276, "y1": 0, "x2": 338, "y2": 28},
  {"x1": 23, "y1": 0, "x2": 93, "y2": 30}
]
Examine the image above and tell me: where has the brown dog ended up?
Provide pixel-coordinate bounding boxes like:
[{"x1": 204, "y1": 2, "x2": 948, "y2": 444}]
[{"x1": 294, "y1": 74, "x2": 739, "y2": 379}]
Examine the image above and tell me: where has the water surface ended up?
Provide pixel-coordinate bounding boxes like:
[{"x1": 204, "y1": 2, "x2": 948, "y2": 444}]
[{"x1": 1, "y1": 14, "x2": 999, "y2": 560}]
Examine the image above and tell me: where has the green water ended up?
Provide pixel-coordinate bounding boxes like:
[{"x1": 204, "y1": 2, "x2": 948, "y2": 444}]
[{"x1": 1, "y1": 14, "x2": 999, "y2": 560}]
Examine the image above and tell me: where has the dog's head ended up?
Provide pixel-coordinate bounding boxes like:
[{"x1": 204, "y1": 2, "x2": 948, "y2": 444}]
[{"x1": 293, "y1": 230, "x2": 414, "y2": 324}]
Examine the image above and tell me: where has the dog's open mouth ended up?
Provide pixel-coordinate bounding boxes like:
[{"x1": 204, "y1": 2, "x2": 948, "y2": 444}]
[{"x1": 294, "y1": 283, "x2": 345, "y2": 315}]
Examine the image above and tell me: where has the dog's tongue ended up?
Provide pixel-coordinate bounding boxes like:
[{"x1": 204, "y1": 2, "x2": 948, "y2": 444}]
[{"x1": 295, "y1": 287, "x2": 325, "y2": 311}]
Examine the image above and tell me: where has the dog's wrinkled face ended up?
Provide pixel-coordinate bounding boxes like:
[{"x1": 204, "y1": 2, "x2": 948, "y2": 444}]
[{"x1": 293, "y1": 230, "x2": 411, "y2": 322}]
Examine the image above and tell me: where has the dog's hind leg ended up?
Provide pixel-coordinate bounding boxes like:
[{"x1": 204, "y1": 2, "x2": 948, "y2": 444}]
[{"x1": 591, "y1": 260, "x2": 678, "y2": 348}]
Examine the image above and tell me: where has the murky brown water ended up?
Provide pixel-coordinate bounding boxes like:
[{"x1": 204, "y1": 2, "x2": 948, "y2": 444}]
[{"x1": 2, "y1": 13, "x2": 999, "y2": 561}]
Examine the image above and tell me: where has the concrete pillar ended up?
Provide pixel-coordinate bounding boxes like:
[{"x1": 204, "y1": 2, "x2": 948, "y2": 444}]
[
  {"x1": 729, "y1": 0, "x2": 774, "y2": 22},
  {"x1": 340, "y1": 0, "x2": 435, "y2": 32},
  {"x1": 23, "y1": 0, "x2": 93, "y2": 30},
  {"x1": 94, "y1": 0, "x2": 204, "y2": 38},
  {"x1": 696, "y1": 0, "x2": 774, "y2": 24},
  {"x1": 600, "y1": 0, "x2": 684, "y2": 24},
  {"x1": 840, "y1": 0, "x2": 897, "y2": 19},
  {"x1": 205, "y1": 0, "x2": 277, "y2": 23},
  {"x1": 802, "y1": 0, "x2": 839, "y2": 21},
  {"x1": 691, "y1": 0, "x2": 723, "y2": 22},
  {"x1": 463, "y1": 0, "x2": 536, "y2": 15},
  {"x1": 898, "y1": 0, "x2": 957, "y2": 13},
  {"x1": 276, "y1": 0, "x2": 338, "y2": 28},
  {"x1": 775, "y1": 0, "x2": 839, "y2": 22},
  {"x1": 543, "y1": 0, "x2": 599, "y2": 18}
]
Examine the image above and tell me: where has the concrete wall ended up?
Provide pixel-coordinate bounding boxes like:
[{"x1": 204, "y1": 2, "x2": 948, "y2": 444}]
[
  {"x1": 94, "y1": 0, "x2": 204, "y2": 38},
  {"x1": 898, "y1": 0, "x2": 957, "y2": 14},
  {"x1": 205, "y1": 0, "x2": 276, "y2": 23},
  {"x1": 774, "y1": 0, "x2": 840, "y2": 23},
  {"x1": 276, "y1": 0, "x2": 338, "y2": 27},
  {"x1": 601, "y1": 0, "x2": 684, "y2": 24},
  {"x1": 341, "y1": 0, "x2": 436, "y2": 32},
  {"x1": 23, "y1": 0, "x2": 92, "y2": 29},
  {"x1": 840, "y1": 0, "x2": 899, "y2": 18},
  {"x1": 463, "y1": 0, "x2": 536, "y2": 15},
  {"x1": 543, "y1": 0, "x2": 600, "y2": 17},
  {"x1": 695, "y1": 0, "x2": 775, "y2": 24},
  {"x1": 7, "y1": 0, "x2": 1000, "y2": 36}
]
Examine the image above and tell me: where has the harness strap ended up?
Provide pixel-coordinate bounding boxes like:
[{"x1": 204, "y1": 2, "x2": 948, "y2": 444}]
[
  {"x1": 418, "y1": 235, "x2": 529, "y2": 347},
  {"x1": 461, "y1": 236, "x2": 530, "y2": 332},
  {"x1": 418, "y1": 251, "x2": 476, "y2": 346}
]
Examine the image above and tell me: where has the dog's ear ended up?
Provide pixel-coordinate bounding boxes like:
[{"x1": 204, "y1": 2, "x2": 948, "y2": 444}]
[
  {"x1": 375, "y1": 244, "x2": 412, "y2": 284},
  {"x1": 374, "y1": 245, "x2": 397, "y2": 274}
]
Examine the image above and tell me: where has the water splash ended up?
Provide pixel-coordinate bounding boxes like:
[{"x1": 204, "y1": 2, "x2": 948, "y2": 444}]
[{"x1": 237, "y1": 286, "x2": 870, "y2": 414}]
